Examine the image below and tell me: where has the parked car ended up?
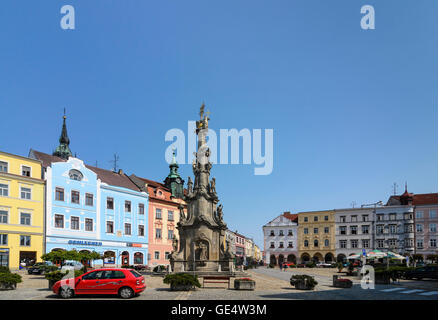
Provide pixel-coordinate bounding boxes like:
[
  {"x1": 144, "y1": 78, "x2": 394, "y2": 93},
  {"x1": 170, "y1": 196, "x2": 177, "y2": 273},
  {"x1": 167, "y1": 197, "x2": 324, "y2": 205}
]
[
  {"x1": 60, "y1": 260, "x2": 84, "y2": 272},
  {"x1": 282, "y1": 262, "x2": 295, "y2": 268},
  {"x1": 296, "y1": 263, "x2": 307, "y2": 268},
  {"x1": 52, "y1": 268, "x2": 146, "y2": 299},
  {"x1": 27, "y1": 262, "x2": 55, "y2": 275},
  {"x1": 316, "y1": 262, "x2": 333, "y2": 268},
  {"x1": 404, "y1": 266, "x2": 438, "y2": 280}
]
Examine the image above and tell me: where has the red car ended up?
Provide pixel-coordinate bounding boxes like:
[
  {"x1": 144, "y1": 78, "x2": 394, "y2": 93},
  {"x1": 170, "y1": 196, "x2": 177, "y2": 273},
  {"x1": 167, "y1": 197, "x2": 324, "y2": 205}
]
[
  {"x1": 52, "y1": 268, "x2": 146, "y2": 299},
  {"x1": 282, "y1": 262, "x2": 295, "y2": 268}
]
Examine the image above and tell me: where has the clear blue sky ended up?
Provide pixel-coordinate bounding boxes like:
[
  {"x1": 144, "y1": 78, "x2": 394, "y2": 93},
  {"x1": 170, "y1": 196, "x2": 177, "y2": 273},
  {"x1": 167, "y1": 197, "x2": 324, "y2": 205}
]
[{"x1": 1, "y1": 1, "x2": 438, "y2": 248}]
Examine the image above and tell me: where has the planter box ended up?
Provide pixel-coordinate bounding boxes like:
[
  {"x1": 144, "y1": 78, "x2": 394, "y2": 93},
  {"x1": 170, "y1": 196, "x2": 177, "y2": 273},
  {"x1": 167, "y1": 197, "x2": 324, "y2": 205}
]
[
  {"x1": 333, "y1": 280, "x2": 353, "y2": 288},
  {"x1": 170, "y1": 284, "x2": 195, "y2": 291},
  {"x1": 0, "y1": 282, "x2": 17, "y2": 290},
  {"x1": 234, "y1": 280, "x2": 255, "y2": 291},
  {"x1": 293, "y1": 280, "x2": 315, "y2": 290}
]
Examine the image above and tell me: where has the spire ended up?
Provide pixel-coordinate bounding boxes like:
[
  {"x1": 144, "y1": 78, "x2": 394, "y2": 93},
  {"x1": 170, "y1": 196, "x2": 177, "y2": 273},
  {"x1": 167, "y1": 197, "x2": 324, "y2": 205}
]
[
  {"x1": 164, "y1": 149, "x2": 184, "y2": 199},
  {"x1": 53, "y1": 109, "x2": 73, "y2": 160},
  {"x1": 167, "y1": 149, "x2": 180, "y2": 179}
]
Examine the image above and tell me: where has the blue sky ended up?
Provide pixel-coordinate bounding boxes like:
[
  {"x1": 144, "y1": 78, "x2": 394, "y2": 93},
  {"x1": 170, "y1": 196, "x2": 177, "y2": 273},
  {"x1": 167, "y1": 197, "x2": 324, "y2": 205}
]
[{"x1": 1, "y1": 1, "x2": 438, "y2": 248}]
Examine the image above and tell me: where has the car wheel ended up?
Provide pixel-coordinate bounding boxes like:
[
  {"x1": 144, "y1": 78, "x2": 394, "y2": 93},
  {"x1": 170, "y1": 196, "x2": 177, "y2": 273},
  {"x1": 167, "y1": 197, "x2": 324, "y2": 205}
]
[
  {"x1": 59, "y1": 287, "x2": 74, "y2": 299},
  {"x1": 119, "y1": 287, "x2": 134, "y2": 299}
]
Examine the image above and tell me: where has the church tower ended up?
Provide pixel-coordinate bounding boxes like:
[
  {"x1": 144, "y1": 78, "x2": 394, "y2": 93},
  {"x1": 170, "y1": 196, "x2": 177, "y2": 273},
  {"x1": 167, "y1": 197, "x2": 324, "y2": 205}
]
[
  {"x1": 53, "y1": 111, "x2": 73, "y2": 160},
  {"x1": 164, "y1": 150, "x2": 185, "y2": 199}
]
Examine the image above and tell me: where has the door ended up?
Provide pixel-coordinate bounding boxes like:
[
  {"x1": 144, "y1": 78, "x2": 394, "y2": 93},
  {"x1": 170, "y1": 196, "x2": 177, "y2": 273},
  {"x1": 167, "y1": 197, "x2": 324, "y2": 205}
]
[
  {"x1": 93, "y1": 270, "x2": 126, "y2": 294},
  {"x1": 19, "y1": 251, "x2": 36, "y2": 266},
  {"x1": 75, "y1": 270, "x2": 106, "y2": 294},
  {"x1": 121, "y1": 251, "x2": 129, "y2": 266}
]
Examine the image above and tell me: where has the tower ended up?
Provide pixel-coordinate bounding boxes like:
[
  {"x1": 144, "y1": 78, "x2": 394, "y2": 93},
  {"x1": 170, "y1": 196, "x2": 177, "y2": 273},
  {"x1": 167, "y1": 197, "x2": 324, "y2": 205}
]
[
  {"x1": 164, "y1": 150, "x2": 185, "y2": 199},
  {"x1": 53, "y1": 111, "x2": 73, "y2": 160}
]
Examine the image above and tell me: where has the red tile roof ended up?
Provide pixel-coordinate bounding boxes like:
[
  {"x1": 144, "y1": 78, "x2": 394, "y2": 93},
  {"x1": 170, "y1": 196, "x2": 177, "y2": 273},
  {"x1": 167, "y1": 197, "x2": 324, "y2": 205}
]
[
  {"x1": 387, "y1": 193, "x2": 438, "y2": 206},
  {"x1": 283, "y1": 211, "x2": 298, "y2": 222}
]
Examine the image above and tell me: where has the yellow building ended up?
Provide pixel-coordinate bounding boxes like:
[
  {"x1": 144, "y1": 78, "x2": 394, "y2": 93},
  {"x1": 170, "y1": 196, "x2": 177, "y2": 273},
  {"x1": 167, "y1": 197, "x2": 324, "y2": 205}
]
[
  {"x1": 0, "y1": 151, "x2": 44, "y2": 269},
  {"x1": 298, "y1": 210, "x2": 336, "y2": 263},
  {"x1": 254, "y1": 244, "x2": 261, "y2": 262}
]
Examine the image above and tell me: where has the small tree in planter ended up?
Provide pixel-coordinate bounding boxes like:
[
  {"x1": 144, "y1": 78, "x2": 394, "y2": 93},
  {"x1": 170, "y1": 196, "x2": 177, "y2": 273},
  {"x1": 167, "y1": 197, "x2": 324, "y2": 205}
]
[
  {"x1": 163, "y1": 273, "x2": 201, "y2": 291},
  {"x1": 290, "y1": 275, "x2": 318, "y2": 290},
  {"x1": 0, "y1": 269, "x2": 22, "y2": 290},
  {"x1": 336, "y1": 262, "x2": 344, "y2": 273}
]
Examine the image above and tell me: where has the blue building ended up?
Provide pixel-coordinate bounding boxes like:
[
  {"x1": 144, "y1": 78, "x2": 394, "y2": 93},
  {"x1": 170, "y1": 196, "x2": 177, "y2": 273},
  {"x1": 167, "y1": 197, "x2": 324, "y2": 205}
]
[{"x1": 30, "y1": 114, "x2": 148, "y2": 266}]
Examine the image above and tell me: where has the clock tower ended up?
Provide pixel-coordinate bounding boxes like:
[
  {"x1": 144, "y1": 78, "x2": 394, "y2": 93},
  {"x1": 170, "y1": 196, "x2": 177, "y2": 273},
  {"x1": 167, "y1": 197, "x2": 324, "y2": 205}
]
[{"x1": 164, "y1": 150, "x2": 185, "y2": 199}]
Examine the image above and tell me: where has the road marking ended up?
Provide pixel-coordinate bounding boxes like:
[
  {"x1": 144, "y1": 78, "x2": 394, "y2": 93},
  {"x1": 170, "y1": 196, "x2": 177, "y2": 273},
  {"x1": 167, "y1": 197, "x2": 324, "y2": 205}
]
[
  {"x1": 380, "y1": 288, "x2": 404, "y2": 292},
  {"x1": 418, "y1": 291, "x2": 438, "y2": 296},
  {"x1": 400, "y1": 289, "x2": 425, "y2": 294}
]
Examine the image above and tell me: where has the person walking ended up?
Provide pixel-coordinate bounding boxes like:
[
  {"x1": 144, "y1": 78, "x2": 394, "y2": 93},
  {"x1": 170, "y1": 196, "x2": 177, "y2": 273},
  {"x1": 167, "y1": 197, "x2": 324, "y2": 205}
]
[{"x1": 279, "y1": 262, "x2": 283, "y2": 271}]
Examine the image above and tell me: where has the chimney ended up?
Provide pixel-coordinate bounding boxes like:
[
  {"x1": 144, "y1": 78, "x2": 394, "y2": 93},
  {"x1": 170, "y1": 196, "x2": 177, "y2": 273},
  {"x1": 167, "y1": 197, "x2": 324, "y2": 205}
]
[{"x1": 118, "y1": 169, "x2": 124, "y2": 175}]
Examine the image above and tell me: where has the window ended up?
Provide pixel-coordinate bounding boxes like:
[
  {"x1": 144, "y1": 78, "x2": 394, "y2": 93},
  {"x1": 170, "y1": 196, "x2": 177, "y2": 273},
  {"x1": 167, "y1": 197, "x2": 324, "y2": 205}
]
[
  {"x1": 288, "y1": 241, "x2": 293, "y2": 248},
  {"x1": 154, "y1": 251, "x2": 160, "y2": 260},
  {"x1": 304, "y1": 228, "x2": 308, "y2": 234},
  {"x1": 377, "y1": 240, "x2": 384, "y2": 248},
  {"x1": 389, "y1": 225, "x2": 397, "y2": 234},
  {"x1": 362, "y1": 239, "x2": 370, "y2": 248},
  {"x1": 104, "y1": 270, "x2": 126, "y2": 279},
  {"x1": 0, "y1": 234, "x2": 7, "y2": 245},
  {"x1": 388, "y1": 239, "x2": 397, "y2": 247},
  {"x1": 304, "y1": 217, "x2": 308, "y2": 222},
  {"x1": 20, "y1": 235, "x2": 30, "y2": 246},
  {"x1": 134, "y1": 253, "x2": 144, "y2": 265},
  {"x1": 351, "y1": 240, "x2": 358, "y2": 248},
  {"x1": 362, "y1": 225, "x2": 369, "y2": 234},
  {"x1": 168, "y1": 211, "x2": 174, "y2": 221},
  {"x1": 139, "y1": 204, "x2": 145, "y2": 215},
  {"x1": 20, "y1": 213, "x2": 31, "y2": 225},
  {"x1": 279, "y1": 242, "x2": 284, "y2": 248},
  {"x1": 288, "y1": 230, "x2": 293, "y2": 236},
  {"x1": 416, "y1": 211, "x2": 424, "y2": 219},
  {"x1": 304, "y1": 240, "x2": 309, "y2": 247},
  {"x1": 55, "y1": 215, "x2": 64, "y2": 228},
  {"x1": 155, "y1": 209, "x2": 162, "y2": 219},
  {"x1": 340, "y1": 240, "x2": 347, "y2": 249},
  {"x1": 71, "y1": 217, "x2": 80, "y2": 230},
  {"x1": 69, "y1": 169, "x2": 83, "y2": 181},
  {"x1": 155, "y1": 228, "x2": 162, "y2": 239},
  {"x1": 362, "y1": 215, "x2": 369, "y2": 222},
  {"x1": 138, "y1": 225, "x2": 145, "y2": 237},
  {"x1": 377, "y1": 215, "x2": 384, "y2": 221},
  {"x1": 430, "y1": 224, "x2": 437, "y2": 233},
  {"x1": 340, "y1": 226, "x2": 346, "y2": 235},
  {"x1": 324, "y1": 216, "x2": 328, "y2": 221},
  {"x1": 350, "y1": 226, "x2": 357, "y2": 235},
  {"x1": 430, "y1": 210, "x2": 437, "y2": 218},
  {"x1": 22, "y1": 166, "x2": 31, "y2": 177},
  {"x1": 279, "y1": 230, "x2": 284, "y2": 236},
  {"x1": 20, "y1": 187, "x2": 31, "y2": 200},
  {"x1": 0, "y1": 210, "x2": 8, "y2": 224},
  {"x1": 270, "y1": 242, "x2": 275, "y2": 248},
  {"x1": 405, "y1": 224, "x2": 413, "y2": 233},
  {"x1": 270, "y1": 230, "x2": 275, "y2": 236},
  {"x1": 55, "y1": 188, "x2": 64, "y2": 201},
  {"x1": 107, "y1": 197, "x2": 114, "y2": 210},
  {"x1": 85, "y1": 218, "x2": 93, "y2": 231},
  {"x1": 0, "y1": 184, "x2": 8, "y2": 197},
  {"x1": 314, "y1": 240, "x2": 319, "y2": 247},
  {"x1": 324, "y1": 227, "x2": 329, "y2": 234},
  {"x1": 417, "y1": 239, "x2": 423, "y2": 249},
  {"x1": 430, "y1": 239, "x2": 437, "y2": 248},
  {"x1": 313, "y1": 228, "x2": 318, "y2": 234},
  {"x1": 165, "y1": 252, "x2": 170, "y2": 259},
  {"x1": 389, "y1": 214, "x2": 396, "y2": 221},
  {"x1": 106, "y1": 221, "x2": 114, "y2": 233},
  {"x1": 0, "y1": 161, "x2": 7, "y2": 172},
  {"x1": 323, "y1": 239, "x2": 329, "y2": 247},
  {"x1": 71, "y1": 191, "x2": 80, "y2": 204},
  {"x1": 85, "y1": 193, "x2": 93, "y2": 206},
  {"x1": 314, "y1": 216, "x2": 318, "y2": 222},
  {"x1": 340, "y1": 216, "x2": 346, "y2": 223},
  {"x1": 124, "y1": 223, "x2": 131, "y2": 235},
  {"x1": 351, "y1": 215, "x2": 357, "y2": 222},
  {"x1": 168, "y1": 229, "x2": 174, "y2": 240},
  {"x1": 416, "y1": 224, "x2": 423, "y2": 233},
  {"x1": 125, "y1": 201, "x2": 131, "y2": 213},
  {"x1": 376, "y1": 225, "x2": 384, "y2": 234}
]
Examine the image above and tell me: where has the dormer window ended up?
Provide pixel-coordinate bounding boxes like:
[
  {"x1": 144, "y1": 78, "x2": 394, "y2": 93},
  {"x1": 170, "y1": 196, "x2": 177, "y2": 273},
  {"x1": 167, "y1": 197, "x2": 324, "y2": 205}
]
[{"x1": 69, "y1": 169, "x2": 83, "y2": 181}]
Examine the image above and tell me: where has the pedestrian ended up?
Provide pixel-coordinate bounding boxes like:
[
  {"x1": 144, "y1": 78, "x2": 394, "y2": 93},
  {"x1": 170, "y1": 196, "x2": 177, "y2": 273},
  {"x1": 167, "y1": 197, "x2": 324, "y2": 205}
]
[{"x1": 279, "y1": 262, "x2": 283, "y2": 271}]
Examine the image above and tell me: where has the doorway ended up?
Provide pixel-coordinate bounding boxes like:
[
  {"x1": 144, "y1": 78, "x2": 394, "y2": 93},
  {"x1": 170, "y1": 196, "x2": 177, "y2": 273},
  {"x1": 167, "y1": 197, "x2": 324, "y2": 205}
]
[
  {"x1": 121, "y1": 251, "x2": 130, "y2": 266},
  {"x1": 19, "y1": 251, "x2": 36, "y2": 266}
]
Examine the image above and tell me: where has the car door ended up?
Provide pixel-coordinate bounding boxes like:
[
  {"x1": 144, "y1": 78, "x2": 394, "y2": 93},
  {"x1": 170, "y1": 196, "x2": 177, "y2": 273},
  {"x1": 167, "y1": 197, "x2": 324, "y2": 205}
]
[
  {"x1": 93, "y1": 270, "x2": 126, "y2": 294},
  {"x1": 76, "y1": 270, "x2": 105, "y2": 294}
]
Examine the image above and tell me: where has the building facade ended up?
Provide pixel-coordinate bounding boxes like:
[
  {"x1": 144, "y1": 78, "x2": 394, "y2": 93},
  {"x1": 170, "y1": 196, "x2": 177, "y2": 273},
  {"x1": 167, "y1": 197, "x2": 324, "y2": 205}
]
[
  {"x1": 412, "y1": 194, "x2": 438, "y2": 258},
  {"x1": 263, "y1": 212, "x2": 298, "y2": 265},
  {"x1": 0, "y1": 151, "x2": 45, "y2": 269},
  {"x1": 335, "y1": 207, "x2": 375, "y2": 262},
  {"x1": 234, "y1": 231, "x2": 246, "y2": 265},
  {"x1": 298, "y1": 210, "x2": 336, "y2": 263}
]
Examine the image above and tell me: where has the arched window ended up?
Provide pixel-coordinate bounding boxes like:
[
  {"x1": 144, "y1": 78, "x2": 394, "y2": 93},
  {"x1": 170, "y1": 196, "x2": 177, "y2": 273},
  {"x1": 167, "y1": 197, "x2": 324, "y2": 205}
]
[
  {"x1": 304, "y1": 240, "x2": 309, "y2": 247},
  {"x1": 134, "y1": 252, "x2": 144, "y2": 265},
  {"x1": 69, "y1": 169, "x2": 83, "y2": 181},
  {"x1": 325, "y1": 239, "x2": 329, "y2": 247},
  {"x1": 103, "y1": 251, "x2": 115, "y2": 264},
  {"x1": 314, "y1": 239, "x2": 319, "y2": 247}
]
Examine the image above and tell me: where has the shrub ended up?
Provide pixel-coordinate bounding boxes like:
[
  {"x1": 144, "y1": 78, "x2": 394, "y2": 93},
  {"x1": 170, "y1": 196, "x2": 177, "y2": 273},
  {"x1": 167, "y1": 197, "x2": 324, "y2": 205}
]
[
  {"x1": 163, "y1": 273, "x2": 201, "y2": 290},
  {"x1": 153, "y1": 265, "x2": 168, "y2": 273},
  {"x1": 0, "y1": 266, "x2": 10, "y2": 273},
  {"x1": 306, "y1": 262, "x2": 316, "y2": 268},
  {"x1": 0, "y1": 272, "x2": 22, "y2": 288},
  {"x1": 121, "y1": 265, "x2": 135, "y2": 269},
  {"x1": 268, "y1": 263, "x2": 275, "y2": 268},
  {"x1": 290, "y1": 275, "x2": 318, "y2": 289}
]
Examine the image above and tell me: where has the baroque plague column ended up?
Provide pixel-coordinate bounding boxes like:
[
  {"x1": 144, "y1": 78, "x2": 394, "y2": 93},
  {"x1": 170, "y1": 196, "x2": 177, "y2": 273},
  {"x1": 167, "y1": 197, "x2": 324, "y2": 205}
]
[{"x1": 170, "y1": 106, "x2": 234, "y2": 273}]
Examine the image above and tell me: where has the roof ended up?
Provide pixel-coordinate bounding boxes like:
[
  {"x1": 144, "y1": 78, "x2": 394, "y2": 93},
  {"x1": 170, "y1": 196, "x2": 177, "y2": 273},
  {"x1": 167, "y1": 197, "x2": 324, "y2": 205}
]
[
  {"x1": 283, "y1": 211, "x2": 298, "y2": 222},
  {"x1": 30, "y1": 150, "x2": 141, "y2": 192},
  {"x1": 387, "y1": 193, "x2": 438, "y2": 206}
]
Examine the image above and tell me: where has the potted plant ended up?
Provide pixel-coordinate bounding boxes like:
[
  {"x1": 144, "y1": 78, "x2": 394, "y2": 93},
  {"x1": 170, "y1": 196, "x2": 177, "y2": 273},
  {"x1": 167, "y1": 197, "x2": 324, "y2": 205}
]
[
  {"x1": 290, "y1": 275, "x2": 318, "y2": 290},
  {"x1": 0, "y1": 268, "x2": 22, "y2": 290},
  {"x1": 163, "y1": 273, "x2": 201, "y2": 291},
  {"x1": 333, "y1": 278, "x2": 353, "y2": 288},
  {"x1": 234, "y1": 278, "x2": 256, "y2": 290}
]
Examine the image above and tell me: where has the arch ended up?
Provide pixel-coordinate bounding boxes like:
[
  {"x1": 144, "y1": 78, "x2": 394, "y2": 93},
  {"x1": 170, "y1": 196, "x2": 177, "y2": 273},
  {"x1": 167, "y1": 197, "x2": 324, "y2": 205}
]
[
  {"x1": 69, "y1": 169, "x2": 83, "y2": 181},
  {"x1": 300, "y1": 253, "x2": 311, "y2": 263},
  {"x1": 324, "y1": 252, "x2": 334, "y2": 263},
  {"x1": 134, "y1": 252, "x2": 144, "y2": 265},
  {"x1": 287, "y1": 254, "x2": 297, "y2": 263},
  {"x1": 278, "y1": 254, "x2": 285, "y2": 265},
  {"x1": 337, "y1": 254, "x2": 346, "y2": 262},
  {"x1": 121, "y1": 251, "x2": 130, "y2": 266},
  {"x1": 103, "y1": 251, "x2": 116, "y2": 265},
  {"x1": 313, "y1": 252, "x2": 323, "y2": 262},
  {"x1": 270, "y1": 254, "x2": 277, "y2": 265}
]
